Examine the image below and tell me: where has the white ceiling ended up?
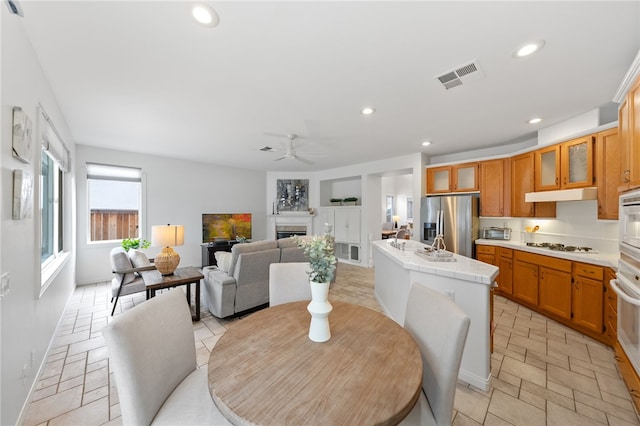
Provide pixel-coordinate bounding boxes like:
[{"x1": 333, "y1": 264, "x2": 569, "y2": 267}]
[{"x1": 17, "y1": 1, "x2": 640, "y2": 172}]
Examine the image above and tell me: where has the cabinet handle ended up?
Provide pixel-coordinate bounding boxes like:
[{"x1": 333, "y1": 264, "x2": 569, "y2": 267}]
[
  {"x1": 556, "y1": 177, "x2": 559, "y2": 185},
  {"x1": 624, "y1": 170, "x2": 631, "y2": 183},
  {"x1": 563, "y1": 176, "x2": 567, "y2": 185}
]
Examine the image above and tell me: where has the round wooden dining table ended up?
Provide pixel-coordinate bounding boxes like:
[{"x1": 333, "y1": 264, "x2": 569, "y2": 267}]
[{"x1": 208, "y1": 300, "x2": 423, "y2": 425}]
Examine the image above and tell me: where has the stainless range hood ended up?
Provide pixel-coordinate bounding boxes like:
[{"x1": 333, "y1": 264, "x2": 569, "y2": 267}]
[{"x1": 524, "y1": 187, "x2": 598, "y2": 202}]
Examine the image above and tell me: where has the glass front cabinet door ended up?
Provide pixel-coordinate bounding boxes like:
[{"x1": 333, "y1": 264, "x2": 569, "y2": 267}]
[{"x1": 561, "y1": 135, "x2": 594, "y2": 189}]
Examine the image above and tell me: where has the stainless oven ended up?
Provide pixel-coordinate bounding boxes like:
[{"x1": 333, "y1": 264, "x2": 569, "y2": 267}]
[{"x1": 620, "y1": 189, "x2": 640, "y2": 254}]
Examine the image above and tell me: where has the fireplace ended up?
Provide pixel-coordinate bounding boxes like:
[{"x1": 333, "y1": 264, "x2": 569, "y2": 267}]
[
  {"x1": 268, "y1": 214, "x2": 314, "y2": 240},
  {"x1": 276, "y1": 225, "x2": 307, "y2": 239}
]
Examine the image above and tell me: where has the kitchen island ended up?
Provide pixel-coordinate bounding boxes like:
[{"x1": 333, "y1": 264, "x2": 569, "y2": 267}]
[{"x1": 372, "y1": 239, "x2": 499, "y2": 391}]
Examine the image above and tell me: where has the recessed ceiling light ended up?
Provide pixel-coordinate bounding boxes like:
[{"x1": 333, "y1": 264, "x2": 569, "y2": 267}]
[
  {"x1": 528, "y1": 117, "x2": 543, "y2": 124},
  {"x1": 514, "y1": 40, "x2": 545, "y2": 58},
  {"x1": 421, "y1": 141, "x2": 432, "y2": 147},
  {"x1": 192, "y1": 4, "x2": 219, "y2": 27},
  {"x1": 361, "y1": 107, "x2": 375, "y2": 115}
]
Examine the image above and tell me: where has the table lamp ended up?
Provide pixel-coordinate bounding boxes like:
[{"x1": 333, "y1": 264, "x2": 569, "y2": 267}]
[
  {"x1": 392, "y1": 215, "x2": 400, "y2": 229},
  {"x1": 152, "y1": 224, "x2": 184, "y2": 275}
]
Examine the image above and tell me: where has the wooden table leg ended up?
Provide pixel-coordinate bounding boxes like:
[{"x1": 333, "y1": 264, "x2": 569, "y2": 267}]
[{"x1": 195, "y1": 280, "x2": 201, "y2": 321}]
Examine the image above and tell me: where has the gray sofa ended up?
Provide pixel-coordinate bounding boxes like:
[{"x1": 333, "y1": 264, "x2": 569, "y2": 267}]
[{"x1": 202, "y1": 238, "x2": 311, "y2": 318}]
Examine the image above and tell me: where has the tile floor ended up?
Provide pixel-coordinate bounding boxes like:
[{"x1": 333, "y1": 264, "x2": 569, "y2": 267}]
[{"x1": 22, "y1": 263, "x2": 640, "y2": 426}]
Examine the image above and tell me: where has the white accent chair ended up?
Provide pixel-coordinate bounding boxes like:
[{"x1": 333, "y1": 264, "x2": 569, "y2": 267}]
[
  {"x1": 269, "y1": 262, "x2": 312, "y2": 306},
  {"x1": 109, "y1": 247, "x2": 155, "y2": 316},
  {"x1": 102, "y1": 289, "x2": 230, "y2": 426},
  {"x1": 400, "y1": 284, "x2": 471, "y2": 426}
]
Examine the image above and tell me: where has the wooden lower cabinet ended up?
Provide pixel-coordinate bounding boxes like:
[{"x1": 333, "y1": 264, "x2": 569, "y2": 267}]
[
  {"x1": 499, "y1": 249, "x2": 609, "y2": 345},
  {"x1": 513, "y1": 252, "x2": 539, "y2": 306},
  {"x1": 615, "y1": 342, "x2": 640, "y2": 413},
  {"x1": 539, "y1": 265, "x2": 572, "y2": 320},
  {"x1": 497, "y1": 248, "x2": 513, "y2": 295},
  {"x1": 573, "y1": 275, "x2": 604, "y2": 334},
  {"x1": 604, "y1": 269, "x2": 618, "y2": 345}
]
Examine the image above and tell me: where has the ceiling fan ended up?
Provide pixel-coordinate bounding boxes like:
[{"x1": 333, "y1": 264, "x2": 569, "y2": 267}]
[{"x1": 263, "y1": 133, "x2": 318, "y2": 165}]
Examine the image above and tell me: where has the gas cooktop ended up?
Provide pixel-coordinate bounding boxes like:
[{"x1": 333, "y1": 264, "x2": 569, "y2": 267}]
[{"x1": 525, "y1": 242, "x2": 596, "y2": 253}]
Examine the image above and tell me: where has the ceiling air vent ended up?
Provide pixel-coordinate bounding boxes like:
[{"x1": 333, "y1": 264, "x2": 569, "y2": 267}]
[{"x1": 436, "y1": 60, "x2": 485, "y2": 90}]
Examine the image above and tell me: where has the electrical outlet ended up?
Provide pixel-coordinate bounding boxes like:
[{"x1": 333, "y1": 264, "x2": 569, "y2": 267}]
[
  {"x1": 1, "y1": 272, "x2": 10, "y2": 298},
  {"x1": 445, "y1": 290, "x2": 455, "y2": 301}
]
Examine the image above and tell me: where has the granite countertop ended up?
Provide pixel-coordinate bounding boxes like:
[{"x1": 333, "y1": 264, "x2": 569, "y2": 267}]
[
  {"x1": 475, "y1": 239, "x2": 619, "y2": 269},
  {"x1": 372, "y1": 240, "x2": 499, "y2": 285}
]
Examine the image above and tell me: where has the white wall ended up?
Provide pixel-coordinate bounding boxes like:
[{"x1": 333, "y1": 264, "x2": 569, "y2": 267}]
[
  {"x1": 76, "y1": 146, "x2": 267, "y2": 284},
  {"x1": 1, "y1": 9, "x2": 77, "y2": 425},
  {"x1": 381, "y1": 174, "x2": 413, "y2": 225}
]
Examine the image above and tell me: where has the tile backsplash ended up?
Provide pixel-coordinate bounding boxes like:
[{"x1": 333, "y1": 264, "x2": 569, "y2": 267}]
[{"x1": 480, "y1": 200, "x2": 618, "y2": 253}]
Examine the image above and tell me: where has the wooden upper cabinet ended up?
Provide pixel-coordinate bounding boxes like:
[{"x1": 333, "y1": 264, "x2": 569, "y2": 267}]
[
  {"x1": 561, "y1": 135, "x2": 595, "y2": 189},
  {"x1": 512, "y1": 153, "x2": 535, "y2": 217},
  {"x1": 426, "y1": 166, "x2": 452, "y2": 193},
  {"x1": 535, "y1": 145, "x2": 561, "y2": 191},
  {"x1": 426, "y1": 163, "x2": 478, "y2": 194},
  {"x1": 534, "y1": 136, "x2": 594, "y2": 191},
  {"x1": 630, "y1": 76, "x2": 640, "y2": 189},
  {"x1": 619, "y1": 74, "x2": 640, "y2": 191},
  {"x1": 619, "y1": 96, "x2": 631, "y2": 192},
  {"x1": 596, "y1": 128, "x2": 620, "y2": 219},
  {"x1": 453, "y1": 162, "x2": 479, "y2": 192},
  {"x1": 479, "y1": 159, "x2": 511, "y2": 217},
  {"x1": 511, "y1": 153, "x2": 556, "y2": 217}
]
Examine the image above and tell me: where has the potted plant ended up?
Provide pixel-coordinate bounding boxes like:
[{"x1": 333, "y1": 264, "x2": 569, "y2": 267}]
[
  {"x1": 121, "y1": 238, "x2": 151, "y2": 252},
  {"x1": 293, "y1": 229, "x2": 337, "y2": 342},
  {"x1": 343, "y1": 197, "x2": 358, "y2": 206},
  {"x1": 293, "y1": 233, "x2": 337, "y2": 284},
  {"x1": 330, "y1": 198, "x2": 343, "y2": 206}
]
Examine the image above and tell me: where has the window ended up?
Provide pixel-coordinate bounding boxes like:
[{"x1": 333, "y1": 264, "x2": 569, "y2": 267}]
[
  {"x1": 87, "y1": 163, "x2": 143, "y2": 242},
  {"x1": 385, "y1": 195, "x2": 394, "y2": 223},
  {"x1": 40, "y1": 109, "x2": 69, "y2": 271},
  {"x1": 406, "y1": 197, "x2": 414, "y2": 221},
  {"x1": 40, "y1": 151, "x2": 63, "y2": 264}
]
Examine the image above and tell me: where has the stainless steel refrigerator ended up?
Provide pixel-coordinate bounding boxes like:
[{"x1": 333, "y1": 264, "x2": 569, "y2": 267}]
[{"x1": 420, "y1": 194, "x2": 479, "y2": 258}]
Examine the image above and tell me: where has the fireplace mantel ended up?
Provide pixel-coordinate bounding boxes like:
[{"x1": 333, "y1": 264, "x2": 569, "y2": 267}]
[{"x1": 267, "y1": 214, "x2": 314, "y2": 240}]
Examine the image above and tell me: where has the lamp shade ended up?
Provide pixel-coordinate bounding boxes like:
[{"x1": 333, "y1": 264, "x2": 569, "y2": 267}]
[
  {"x1": 392, "y1": 215, "x2": 400, "y2": 223},
  {"x1": 152, "y1": 225, "x2": 184, "y2": 247}
]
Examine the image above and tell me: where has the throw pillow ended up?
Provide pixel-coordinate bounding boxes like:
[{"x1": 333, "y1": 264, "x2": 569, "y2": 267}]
[
  {"x1": 128, "y1": 249, "x2": 151, "y2": 268},
  {"x1": 110, "y1": 247, "x2": 136, "y2": 285},
  {"x1": 215, "y1": 251, "x2": 232, "y2": 273}
]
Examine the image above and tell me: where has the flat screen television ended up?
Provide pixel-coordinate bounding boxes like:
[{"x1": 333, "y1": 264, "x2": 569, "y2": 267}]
[{"x1": 202, "y1": 213, "x2": 252, "y2": 242}]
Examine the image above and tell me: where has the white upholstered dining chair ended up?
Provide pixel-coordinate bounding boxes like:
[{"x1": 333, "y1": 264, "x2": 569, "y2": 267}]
[
  {"x1": 400, "y1": 283, "x2": 470, "y2": 426},
  {"x1": 102, "y1": 289, "x2": 230, "y2": 426},
  {"x1": 269, "y1": 262, "x2": 312, "y2": 306}
]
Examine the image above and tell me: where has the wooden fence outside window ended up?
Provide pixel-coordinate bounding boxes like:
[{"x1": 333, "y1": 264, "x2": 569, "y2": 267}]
[{"x1": 90, "y1": 209, "x2": 139, "y2": 241}]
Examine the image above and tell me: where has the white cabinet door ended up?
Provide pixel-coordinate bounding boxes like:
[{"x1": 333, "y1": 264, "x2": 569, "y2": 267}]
[
  {"x1": 318, "y1": 208, "x2": 335, "y2": 236},
  {"x1": 334, "y1": 207, "x2": 360, "y2": 243}
]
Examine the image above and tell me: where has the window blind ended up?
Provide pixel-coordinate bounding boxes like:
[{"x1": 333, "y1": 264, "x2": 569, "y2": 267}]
[{"x1": 86, "y1": 163, "x2": 142, "y2": 182}]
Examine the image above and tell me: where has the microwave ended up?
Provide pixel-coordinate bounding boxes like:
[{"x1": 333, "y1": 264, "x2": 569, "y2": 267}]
[{"x1": 620, "y1": 189, "x2": 640, "y2": 253}]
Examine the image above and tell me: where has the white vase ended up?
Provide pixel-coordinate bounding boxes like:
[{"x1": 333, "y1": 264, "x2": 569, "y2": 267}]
[{"x1": 307, "y1": 281, "x2": 333, "y2": 342}]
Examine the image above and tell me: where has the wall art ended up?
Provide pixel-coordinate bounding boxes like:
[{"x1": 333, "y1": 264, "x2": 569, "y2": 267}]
[
  {"x1": 13, "y1": 169, "x2": 33, "y2": 220},
  {"x1": 12, "y1": 107, "x2": 32, "y2": 164},
  {"x1": 276, "y1": 179, "x2": 309, "y2": 212}
]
